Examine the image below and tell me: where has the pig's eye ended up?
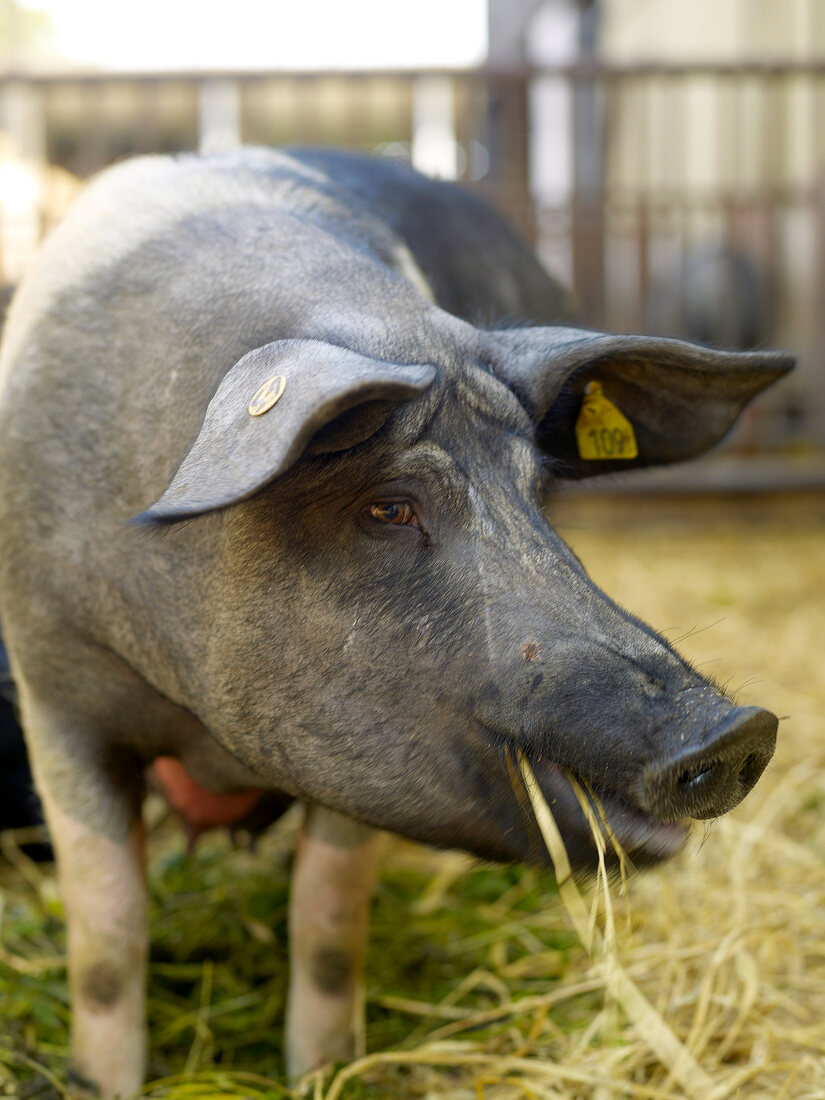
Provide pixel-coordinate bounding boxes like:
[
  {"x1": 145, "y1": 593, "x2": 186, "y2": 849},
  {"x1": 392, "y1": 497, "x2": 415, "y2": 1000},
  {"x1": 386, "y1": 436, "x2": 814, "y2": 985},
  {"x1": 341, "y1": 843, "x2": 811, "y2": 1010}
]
[{"x1": 368, "y1": 502, "x2": 419, "y2": 527}]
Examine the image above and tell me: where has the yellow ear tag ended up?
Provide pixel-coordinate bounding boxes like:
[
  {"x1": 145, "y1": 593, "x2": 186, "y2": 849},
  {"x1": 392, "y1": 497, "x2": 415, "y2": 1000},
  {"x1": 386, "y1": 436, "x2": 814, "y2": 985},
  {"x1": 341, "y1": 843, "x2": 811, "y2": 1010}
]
[
  {"x1": 574, "y1": 380, "x2": 638, "y2": 461},
  {"x1": 248, "y1": 375, "x2": 286, "y2": 417}
]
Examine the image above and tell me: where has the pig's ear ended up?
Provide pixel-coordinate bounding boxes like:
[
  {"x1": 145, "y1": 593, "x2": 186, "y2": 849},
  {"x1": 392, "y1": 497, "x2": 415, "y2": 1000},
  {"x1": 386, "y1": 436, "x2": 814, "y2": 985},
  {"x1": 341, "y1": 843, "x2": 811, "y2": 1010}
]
[
  {"x1": 136, "y1": 339, "x2": 436, "y2": 521},
  {"x1": 492, "y1": 327, "x2": 794, "y2": 479}
]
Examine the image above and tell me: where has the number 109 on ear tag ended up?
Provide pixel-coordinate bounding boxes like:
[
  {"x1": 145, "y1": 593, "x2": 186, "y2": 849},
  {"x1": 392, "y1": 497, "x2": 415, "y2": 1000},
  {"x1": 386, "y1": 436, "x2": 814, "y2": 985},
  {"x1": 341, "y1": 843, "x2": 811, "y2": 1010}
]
[{"x1": 575, "y1": 381, "x2": 638, "y2": 460}]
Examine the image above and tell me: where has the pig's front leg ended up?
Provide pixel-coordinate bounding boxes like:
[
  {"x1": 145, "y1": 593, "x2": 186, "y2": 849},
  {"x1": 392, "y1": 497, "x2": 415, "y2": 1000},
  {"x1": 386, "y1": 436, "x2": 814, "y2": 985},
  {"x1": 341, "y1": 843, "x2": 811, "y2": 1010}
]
[
  {"x1": 23, "y1": 697, "x2": 147, "y2": 1099},
  {"x1": 285, "y1": 804, "x2": 384, "y2": 1077}
]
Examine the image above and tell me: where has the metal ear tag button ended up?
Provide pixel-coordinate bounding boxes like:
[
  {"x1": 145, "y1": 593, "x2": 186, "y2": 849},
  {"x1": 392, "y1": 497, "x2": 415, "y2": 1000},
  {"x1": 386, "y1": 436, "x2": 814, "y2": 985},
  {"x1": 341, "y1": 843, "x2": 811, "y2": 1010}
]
[{"x1": 248, "y1": 375, "x2": 286, "y2": 416}]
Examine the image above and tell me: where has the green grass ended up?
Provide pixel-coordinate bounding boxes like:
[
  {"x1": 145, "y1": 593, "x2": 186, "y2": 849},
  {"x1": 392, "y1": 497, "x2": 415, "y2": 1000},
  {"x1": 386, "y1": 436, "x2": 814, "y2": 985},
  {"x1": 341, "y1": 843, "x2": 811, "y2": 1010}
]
[{"x1": 0, "y1": 828, "x2": 580, "y2": 1097}]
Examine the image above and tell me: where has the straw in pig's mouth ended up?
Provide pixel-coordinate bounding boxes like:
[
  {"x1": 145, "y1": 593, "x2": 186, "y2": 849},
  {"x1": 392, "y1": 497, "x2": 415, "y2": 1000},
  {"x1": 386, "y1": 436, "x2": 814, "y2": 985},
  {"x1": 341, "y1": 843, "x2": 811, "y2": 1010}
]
[{"x1": 514, "y1": 748, "x2": 689, "y2": 871}]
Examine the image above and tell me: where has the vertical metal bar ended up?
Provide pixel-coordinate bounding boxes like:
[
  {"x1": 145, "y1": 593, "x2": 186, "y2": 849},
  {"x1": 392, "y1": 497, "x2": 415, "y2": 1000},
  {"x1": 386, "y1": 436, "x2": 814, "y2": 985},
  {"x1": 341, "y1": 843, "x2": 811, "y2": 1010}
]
[
  {"x1": 0, "y1": 80, "x2": 46, "y2": 284},
  {"x1": 813, "y1": 70, "x2": 825, "y2": 439},
  {"x1": 198, "y1": 78, "x2": 241, "y2": 154},
  {"x1": 571, "y1": 65, "x2": 605, "y2": 327},
  {"x1": 636, "y1": 70, "x2": 650, "y2": 335},
  {"x1": 134, "y1": 78, "x2": 160, "y2": 155},
  {"x1": 412, "y1": 75, "x2": 458, "y2": 179},
  {"x1": 720, "y1": 72, "x2": 737, "y2": 268},
  {"x1": 675, "y1": 67, "x2": 690, "y2": 342},
  {"x1": 293, "y1": 75, "x2": 320, "y2": 147},
  {"x1": 452, "y1": 75, "x2": 470, "y2": 180},
  {"x1": 484, "y1": 71, "x2": 533, "y2": 241},
  {"x1": 339, "y1": 74, "x2": 364, "y2": 151}
]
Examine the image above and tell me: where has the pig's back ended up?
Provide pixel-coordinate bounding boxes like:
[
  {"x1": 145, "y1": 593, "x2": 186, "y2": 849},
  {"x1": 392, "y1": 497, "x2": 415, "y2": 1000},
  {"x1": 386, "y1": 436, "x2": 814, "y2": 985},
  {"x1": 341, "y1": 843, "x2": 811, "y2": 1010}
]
[
  {"x1": 287, "y1": 147, "x2": 567, "y2": 325},
  {"x1": 0, "y1": 149, "x2": 430, "y2": 525}
]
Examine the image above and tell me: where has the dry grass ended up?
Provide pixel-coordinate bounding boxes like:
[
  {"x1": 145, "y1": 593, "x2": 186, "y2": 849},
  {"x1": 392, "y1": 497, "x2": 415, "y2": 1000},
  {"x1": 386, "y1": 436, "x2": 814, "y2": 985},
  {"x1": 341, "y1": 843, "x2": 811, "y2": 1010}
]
[{"x1": 1, "y1": 491, "x2": 824, "y2": 1099}]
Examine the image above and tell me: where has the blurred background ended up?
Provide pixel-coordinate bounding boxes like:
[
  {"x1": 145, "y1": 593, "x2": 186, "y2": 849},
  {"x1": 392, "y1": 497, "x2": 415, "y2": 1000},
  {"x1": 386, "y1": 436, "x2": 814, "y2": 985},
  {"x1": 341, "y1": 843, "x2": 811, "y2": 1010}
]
[{"x1": 0, "y1": 0, "x2": 823, "y2": 487}]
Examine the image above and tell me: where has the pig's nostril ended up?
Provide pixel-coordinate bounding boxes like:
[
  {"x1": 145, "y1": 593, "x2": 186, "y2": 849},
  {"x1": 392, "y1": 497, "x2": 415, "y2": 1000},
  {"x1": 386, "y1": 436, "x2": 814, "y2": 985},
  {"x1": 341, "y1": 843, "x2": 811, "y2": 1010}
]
[
  {"x1": 677, "y1": 760, "x2": 718, "y2": 789},
  {"x1": 738, "y1": 752, "x2": 762, "y2": 787}
]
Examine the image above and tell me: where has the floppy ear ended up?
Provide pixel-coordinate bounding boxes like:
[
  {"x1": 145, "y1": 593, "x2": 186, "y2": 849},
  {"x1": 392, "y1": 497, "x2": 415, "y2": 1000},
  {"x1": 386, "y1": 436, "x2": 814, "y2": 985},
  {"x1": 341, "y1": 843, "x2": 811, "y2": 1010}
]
[
  {"x1": 491, "y1": 327, "x2": 795, "y2": 479},
  {"x1": 137, "y1": 338, "x2": 436, "y2": 521}
]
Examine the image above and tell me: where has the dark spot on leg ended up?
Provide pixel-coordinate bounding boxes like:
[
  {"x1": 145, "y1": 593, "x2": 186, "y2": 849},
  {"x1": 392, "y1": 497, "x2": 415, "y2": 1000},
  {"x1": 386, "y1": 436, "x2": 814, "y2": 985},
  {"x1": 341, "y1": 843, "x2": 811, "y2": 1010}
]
[
  {"x1": 310, "y1": 946, "x2": 354, "y2": 994},
  {"x1": 521, "y1": 640, "x2": 541, "y2": 661},
  {"x1": 68, "y1": 1065, "x2": 102, "y2": 1097},
  {"x1": 78, "y1": 960, "x2": 123, "y2": 1007}
]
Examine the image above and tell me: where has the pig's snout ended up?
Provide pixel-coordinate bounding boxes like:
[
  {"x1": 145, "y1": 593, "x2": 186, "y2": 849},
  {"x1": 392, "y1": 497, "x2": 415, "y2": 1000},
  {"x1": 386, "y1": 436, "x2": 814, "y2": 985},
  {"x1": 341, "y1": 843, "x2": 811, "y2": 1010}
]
[{"x1": 640, "y1": 706, "x2": 777, "y2": 821}]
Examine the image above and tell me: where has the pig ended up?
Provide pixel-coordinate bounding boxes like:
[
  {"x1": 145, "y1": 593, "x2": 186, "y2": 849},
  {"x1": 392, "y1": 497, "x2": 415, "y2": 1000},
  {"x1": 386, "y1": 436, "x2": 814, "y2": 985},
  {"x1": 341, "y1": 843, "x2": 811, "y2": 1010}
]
[
  {"x1": 0, "y1": 147, "x2": 792, "y2": 1096},
  {"x1": 645, "y1": 243, "x2": 771, "y2": 351}
]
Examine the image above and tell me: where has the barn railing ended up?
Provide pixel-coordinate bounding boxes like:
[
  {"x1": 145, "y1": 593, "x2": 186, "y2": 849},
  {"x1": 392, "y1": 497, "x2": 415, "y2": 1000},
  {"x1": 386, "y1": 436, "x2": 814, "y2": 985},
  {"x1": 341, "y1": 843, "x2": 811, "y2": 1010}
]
[{"x1": 0, "y1": 61, "x2": 822, "y2": 461}]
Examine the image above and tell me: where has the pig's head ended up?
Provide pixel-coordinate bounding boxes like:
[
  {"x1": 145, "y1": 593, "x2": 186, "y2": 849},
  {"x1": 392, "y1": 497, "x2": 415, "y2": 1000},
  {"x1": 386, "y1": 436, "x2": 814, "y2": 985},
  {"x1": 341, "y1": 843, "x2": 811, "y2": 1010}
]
[{"x1": 139, "y1": 324, "x2": 793, "y2": 872}]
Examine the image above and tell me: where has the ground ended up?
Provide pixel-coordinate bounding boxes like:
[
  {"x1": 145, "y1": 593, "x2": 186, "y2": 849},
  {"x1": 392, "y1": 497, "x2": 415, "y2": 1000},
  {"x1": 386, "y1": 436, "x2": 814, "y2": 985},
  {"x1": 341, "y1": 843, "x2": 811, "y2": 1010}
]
[{"x1": 1, "y1": 490, "x2": 824, "y2": 1099}]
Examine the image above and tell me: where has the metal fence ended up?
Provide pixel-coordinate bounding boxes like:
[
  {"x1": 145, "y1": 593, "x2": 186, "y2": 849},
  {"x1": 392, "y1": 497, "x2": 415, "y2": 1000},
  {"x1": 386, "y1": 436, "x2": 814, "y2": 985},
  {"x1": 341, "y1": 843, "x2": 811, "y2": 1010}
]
[{"x1": 0, "y1": 61, "x2": 823, "y2": 454}]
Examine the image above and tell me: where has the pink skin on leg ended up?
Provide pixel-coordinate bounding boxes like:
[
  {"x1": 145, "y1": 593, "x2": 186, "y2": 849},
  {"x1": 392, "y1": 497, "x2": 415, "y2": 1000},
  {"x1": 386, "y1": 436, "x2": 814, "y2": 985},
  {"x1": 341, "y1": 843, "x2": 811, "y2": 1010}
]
[
  {"x1": 34, "y1": 784, "x2": 148, "y2": 1099},
  {"x1": 285, "y1": 804, "x2": 384, "y2": 1077}
]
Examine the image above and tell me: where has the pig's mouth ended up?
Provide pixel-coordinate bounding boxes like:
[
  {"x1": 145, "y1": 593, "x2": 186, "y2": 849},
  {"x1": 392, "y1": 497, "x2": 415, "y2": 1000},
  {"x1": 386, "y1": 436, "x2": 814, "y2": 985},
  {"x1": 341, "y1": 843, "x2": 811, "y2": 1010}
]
[
  {"x1": 471, "y1": 722, "x2": 688, "y2": 871},
  {"x1": 470, "y1": 702, "x2": 777, "y2": 871},
  {"x1": 523, "y1": 752, "x2": 689, "y2": 872}
]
